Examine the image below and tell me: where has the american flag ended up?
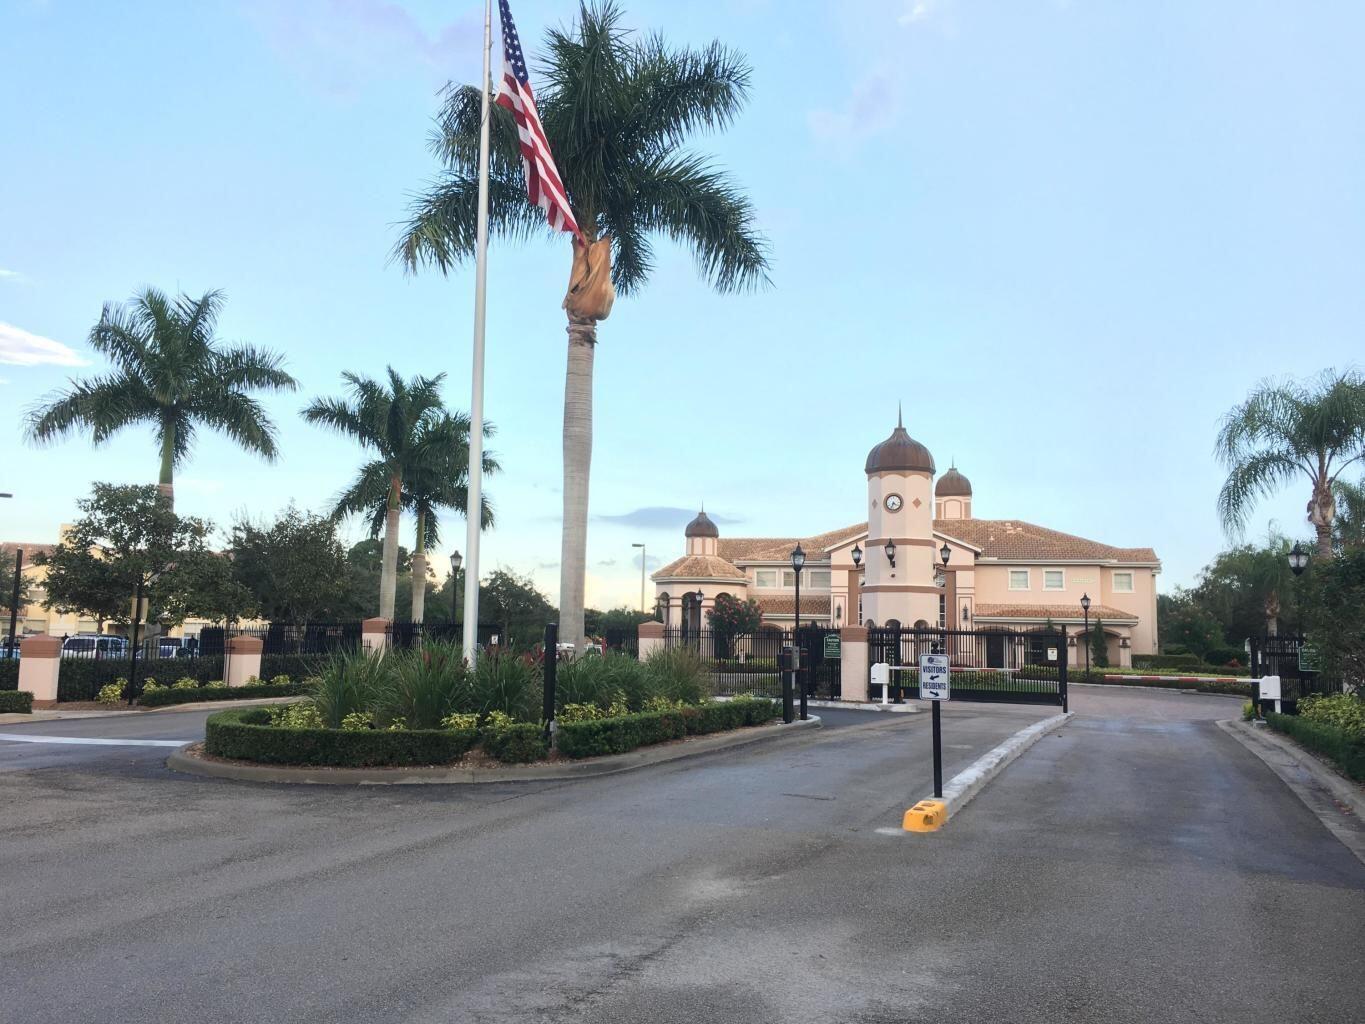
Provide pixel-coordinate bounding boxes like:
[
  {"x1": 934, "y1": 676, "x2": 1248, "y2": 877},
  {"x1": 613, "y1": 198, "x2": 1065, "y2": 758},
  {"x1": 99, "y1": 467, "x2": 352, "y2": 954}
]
[{"x1": 495, "y1": 0, "x2": 582, "y2": 242}]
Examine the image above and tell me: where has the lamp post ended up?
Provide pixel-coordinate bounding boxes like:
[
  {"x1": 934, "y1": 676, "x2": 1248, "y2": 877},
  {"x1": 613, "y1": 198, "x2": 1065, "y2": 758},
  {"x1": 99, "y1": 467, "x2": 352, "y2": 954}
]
[
  {"x1": 6, "y1": 546, "x2": 20, "y2": 657},
  {"x1": 1288, "y1": 540, "x2": 1309, "y2": 642},
  {"x1": 1080, "y1": 592, "x2": 1092, "y2": 677},
  {"x1": 791, "y1": 543, "x2": 806, "y2": 720},
  {"x1": 450, "y1": 550, "x2": 464, "y2": 636},
  {"x1": 694, "y1": 588, "x2": 705, "y2": 637},
  {"x1": 632, "y1": 542, "x2": 646, "y2": 613}
]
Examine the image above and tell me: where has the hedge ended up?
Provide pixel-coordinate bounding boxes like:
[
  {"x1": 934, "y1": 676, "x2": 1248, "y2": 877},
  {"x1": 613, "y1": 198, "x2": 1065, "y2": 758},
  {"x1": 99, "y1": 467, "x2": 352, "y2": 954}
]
[
  {"x1": 1075, "y1": 673, "x2": 1250, "y2": 697},
  {"x1": 139, "y1": 680, "x2": 305, "y2": 707},
  {"x1": 0, "y1": 661, "x2": 17, "y2": 691},
  {"x1": 53, "y1": 656, "x2": 227, "y2": 702},
  {"x1": 1133, "y1": 653, "x2": 1201, "y2": 670},
  {"x1": 0, "y1": 690, "x2": 32, "y2": 714},
  {"x1": 1266, "y1": 711, "x2": 1365, "y2": 782},
  {"x1": 479, "y1": 722, "x2": 550, "y2": 763},
  {"x1": 556, "y1": 699, "x2": 779, "y2": 759},
  {"x1": 204, "y1": 706, "x2": 480, "y2": 767}
]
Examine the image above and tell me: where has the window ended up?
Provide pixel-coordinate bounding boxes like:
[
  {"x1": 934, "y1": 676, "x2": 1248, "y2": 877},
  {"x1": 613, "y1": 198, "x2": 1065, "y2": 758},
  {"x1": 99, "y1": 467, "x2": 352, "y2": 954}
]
[
  {"x1": 1043, "y1": 570, "x2": 1064, "y2": 591},
  {"x1": 938, "y1": 593, "x2": 946, "y2": 628},
  {"x1": 782, "y1": 570, "x2": 796, "y2": 587},
  {"x1": 1008, "y1": 569, "x2": 1030, "y2": 590},
  {"x1": 1112, "y1": 571, "x2": 1134, "y2": 593},
  {"x1": 754, "y1": 569, "x2": 777, "y2": 588},
  {"x1": 809, "y1": 570, "x2": 831, "y2": 588}
]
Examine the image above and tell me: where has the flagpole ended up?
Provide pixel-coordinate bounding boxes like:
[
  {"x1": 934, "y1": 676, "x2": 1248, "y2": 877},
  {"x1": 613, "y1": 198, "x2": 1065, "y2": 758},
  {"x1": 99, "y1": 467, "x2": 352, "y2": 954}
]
[{"x1": 463, "y1": 0, "x2": 493, "y2": 664}]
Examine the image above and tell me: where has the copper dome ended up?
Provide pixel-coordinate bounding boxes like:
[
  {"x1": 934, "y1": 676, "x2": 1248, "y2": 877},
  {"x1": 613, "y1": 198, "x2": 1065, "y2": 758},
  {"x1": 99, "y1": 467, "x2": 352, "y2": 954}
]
[
  {"x1": 935, "y1": 467, "x2": 973, "y2": 496},
  {"x1": 684, "y1": 510, "x2": 719, "y2": 538},
  {"x1": 865, "y1": 412, "x2": 935, "y2": 475}
]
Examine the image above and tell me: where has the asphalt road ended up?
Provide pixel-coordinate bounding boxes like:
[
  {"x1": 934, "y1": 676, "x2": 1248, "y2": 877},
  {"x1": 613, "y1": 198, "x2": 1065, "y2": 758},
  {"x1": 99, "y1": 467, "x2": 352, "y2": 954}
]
[{"x1": 2, "y1": 688, "x2": 1361, "y2": 1023}]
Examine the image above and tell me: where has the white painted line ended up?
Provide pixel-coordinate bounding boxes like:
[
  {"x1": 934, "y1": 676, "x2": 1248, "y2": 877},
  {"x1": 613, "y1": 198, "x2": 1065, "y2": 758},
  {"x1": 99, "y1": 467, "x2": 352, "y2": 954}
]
[{"x1": 0, "y1": 733, "x2": 192, "y2": 748}]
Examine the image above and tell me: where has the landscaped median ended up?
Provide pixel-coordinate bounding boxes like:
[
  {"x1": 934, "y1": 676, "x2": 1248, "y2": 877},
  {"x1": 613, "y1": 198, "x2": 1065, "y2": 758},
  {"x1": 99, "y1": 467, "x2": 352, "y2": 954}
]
[{"x1": 172, "y1": 644, "x2": 806, "y2": 783}]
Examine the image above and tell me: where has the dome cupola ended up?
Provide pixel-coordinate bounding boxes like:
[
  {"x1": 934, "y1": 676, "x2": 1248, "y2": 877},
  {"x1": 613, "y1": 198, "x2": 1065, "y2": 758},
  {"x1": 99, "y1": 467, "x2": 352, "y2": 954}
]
[
  {"x1": 935, "y1": 466, "x2": 972, "y2": 497},
  {"x1": 684, "y1": 510, "x2": 719, "y2": 538},
  {"x1": 864, "y1": 408, "x2": 935, "y2": 475}
]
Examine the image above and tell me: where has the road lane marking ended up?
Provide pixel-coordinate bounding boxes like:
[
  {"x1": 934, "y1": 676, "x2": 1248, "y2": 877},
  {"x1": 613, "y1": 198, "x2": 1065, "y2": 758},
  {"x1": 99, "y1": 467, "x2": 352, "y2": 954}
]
[{"x1": 0, "y1": 733, "x2": 192, "y2": 747}]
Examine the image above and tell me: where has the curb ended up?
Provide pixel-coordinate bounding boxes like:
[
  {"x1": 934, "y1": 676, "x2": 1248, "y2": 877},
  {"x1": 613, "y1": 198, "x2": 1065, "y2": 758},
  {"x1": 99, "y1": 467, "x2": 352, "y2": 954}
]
[
  {"x1": 0, "y1": 696, "x2": 301, "y2": 726},
  {"x1": 167, "y1": 714, "x2": 822, "y2": 785},
  {"x1": 937, "y1": 711, "x2": 1072, "y2": 816},
  {"x1": 1218, "y1": 719, "x2": 1365, "y2": 865}
]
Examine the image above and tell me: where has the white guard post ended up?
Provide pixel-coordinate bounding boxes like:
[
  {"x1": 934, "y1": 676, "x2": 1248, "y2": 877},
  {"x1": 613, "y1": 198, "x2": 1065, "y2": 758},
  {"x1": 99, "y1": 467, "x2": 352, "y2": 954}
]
[
  {"x1": 1258, "y1": 674, "x2": 1282, "y2": 715},
  {"x1": 871, "y1": 662, "x2": 890, "y2": 704}
]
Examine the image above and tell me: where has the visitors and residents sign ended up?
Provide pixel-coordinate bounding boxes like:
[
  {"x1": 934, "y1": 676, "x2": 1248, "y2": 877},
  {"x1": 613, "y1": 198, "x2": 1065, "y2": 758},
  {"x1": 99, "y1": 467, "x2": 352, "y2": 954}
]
[
  {"x1": 919, "y1": 654, "x2": 950, "y2": 700},
  {"x1": 824, "y1": 634, "x2": 841, "y2": 659}
]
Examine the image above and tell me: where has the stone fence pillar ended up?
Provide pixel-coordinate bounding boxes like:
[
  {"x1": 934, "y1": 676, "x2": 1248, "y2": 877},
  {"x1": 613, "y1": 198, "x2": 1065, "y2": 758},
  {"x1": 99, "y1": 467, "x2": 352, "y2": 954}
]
[
  {"x1": 225, "y1": 635, "x2": 263, "y2": 687},
  {"x1": 638, "y1": 620, "x2": 664, "y2": 660},
  {"x1": 362, "y1": 617, "x2": 390, "y2": 656},
  {"x1": 18, "y1": 635, "x2": 61, "y2": 705},
  {"x1": 839, "y1": 626, "x2": 869, "y2": 703}
]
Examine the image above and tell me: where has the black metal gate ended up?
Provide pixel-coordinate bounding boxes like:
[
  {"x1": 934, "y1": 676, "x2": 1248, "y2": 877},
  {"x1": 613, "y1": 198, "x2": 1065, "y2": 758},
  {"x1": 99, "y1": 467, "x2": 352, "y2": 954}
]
[
  {"x1": 797, "y1": 625, "x2": 841, "y2": 701},
  {"x1": 868, "y1": 627, "x2": 1068, "y2": 708},
  {"x1": 1248, "y1": 634, "x2": 1342, "y2": 709}
]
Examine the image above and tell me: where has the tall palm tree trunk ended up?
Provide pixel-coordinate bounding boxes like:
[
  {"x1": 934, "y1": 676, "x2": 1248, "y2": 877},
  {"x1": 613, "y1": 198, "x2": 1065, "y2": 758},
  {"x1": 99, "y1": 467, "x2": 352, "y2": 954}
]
[
  {"x1": 1309, "y1": 476, "x2": 1336, "y2": 558},
  {"x1": 157, "y1": 423, "x2": 176, "y2": 507},
  {"x1": 411, "y1": 508, "x2": 428, "y2": 624},
  {"x1": 379, "y1": 474, "x2": 401, "y2": 620},
  {"x1": 559, "y1": 314, "x2": 597, "y2": 649}
]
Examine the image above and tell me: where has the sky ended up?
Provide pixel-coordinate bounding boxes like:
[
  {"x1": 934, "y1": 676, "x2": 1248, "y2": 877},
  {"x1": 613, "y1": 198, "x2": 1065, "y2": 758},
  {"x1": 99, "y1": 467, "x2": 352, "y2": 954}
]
[{"x1": 2, "y1": 0, "x2": 1363, "y2": 612}]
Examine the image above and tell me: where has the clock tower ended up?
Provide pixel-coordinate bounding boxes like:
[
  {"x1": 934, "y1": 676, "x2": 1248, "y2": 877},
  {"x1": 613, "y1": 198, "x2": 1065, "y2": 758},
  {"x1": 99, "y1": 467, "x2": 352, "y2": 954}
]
[{"x1": 862, "y1": 411, "x2": 938, "y2": 628}]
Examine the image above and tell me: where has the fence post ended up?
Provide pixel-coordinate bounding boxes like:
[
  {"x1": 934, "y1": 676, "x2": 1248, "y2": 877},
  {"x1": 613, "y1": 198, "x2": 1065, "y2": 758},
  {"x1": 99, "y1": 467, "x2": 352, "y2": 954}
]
[
  {"x1": 225, "y1": 635, "x2": 264, "y2": 687},
  {"x1": 18, "y1": 634, "x2": 61, "y2": 705},
  {"x1": 362, "y1": 617, "x2": 390, "y2": 656},
  {"x1": 839, "y1": 626, "x2": 869, "y2": 703},
  {"x1": 638, "y1": 620, "x2": 664, "y2": 659},
  {"x1": 1058, "y1": 630, "x2": 1068, "y2": 713},
  {"x1": 543, "y1": 622, "x2": 557, "y2": 740}
]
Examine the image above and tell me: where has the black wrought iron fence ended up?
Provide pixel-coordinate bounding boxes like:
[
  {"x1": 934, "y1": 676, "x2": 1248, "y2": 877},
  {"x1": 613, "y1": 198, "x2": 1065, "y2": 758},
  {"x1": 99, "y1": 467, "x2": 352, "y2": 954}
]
[
  {"x1": 1249, "y1": 634, "x2": 1346, "y2": 707},
  {"x1": 868, "y1": 627, "x2": 1068, "y2": 707}
]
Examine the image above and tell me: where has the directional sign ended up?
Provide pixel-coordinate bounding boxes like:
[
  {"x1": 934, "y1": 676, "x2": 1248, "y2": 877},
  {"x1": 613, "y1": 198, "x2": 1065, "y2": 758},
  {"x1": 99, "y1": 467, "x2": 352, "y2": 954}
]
[{"x1": 919, "y1": 653, "x2": 950, "y2": 700}]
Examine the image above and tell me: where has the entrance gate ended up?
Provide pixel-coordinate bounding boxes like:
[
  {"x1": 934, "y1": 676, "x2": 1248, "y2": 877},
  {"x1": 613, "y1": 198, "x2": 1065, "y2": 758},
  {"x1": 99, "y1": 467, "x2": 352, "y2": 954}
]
[
  {"x1": 868, "y1": 627, "x2": 1068, "y2": 708},
  {"x1": 1248, "y1": 634, "x2": 1343, "y2": 709}
]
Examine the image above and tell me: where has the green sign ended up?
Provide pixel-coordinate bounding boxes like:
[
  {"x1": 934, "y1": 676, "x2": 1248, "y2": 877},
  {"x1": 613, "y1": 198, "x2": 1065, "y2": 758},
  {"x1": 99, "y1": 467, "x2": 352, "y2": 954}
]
[
  {"x1": 1298, "y1": 644, "x2": 1321, "y2": 673},
  {"x1": 823, "y1": 634, "x2": 841, "y2": 659}
]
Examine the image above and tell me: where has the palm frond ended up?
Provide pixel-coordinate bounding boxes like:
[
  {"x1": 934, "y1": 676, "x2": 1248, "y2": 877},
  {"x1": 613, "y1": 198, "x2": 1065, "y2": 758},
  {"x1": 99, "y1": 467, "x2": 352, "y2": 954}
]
[
  {"x1": 193, "y1": 390, "x2": 279, "y2": 461},
  {"x1": 621, "y1": 36, "x2": 751, "y2": 149},
  {"x1": 212, "y1": 344, "x2": 298, "y2": 393},
  {"x1": 25, "y1": 373, "x2": 156, "y2": 447},
  {"x1": 1217, "y1": 451, "x2": 1301, "y2": 535},
  {"x1": 394, "y1": 170, "x2": 545, "y2": 272}
]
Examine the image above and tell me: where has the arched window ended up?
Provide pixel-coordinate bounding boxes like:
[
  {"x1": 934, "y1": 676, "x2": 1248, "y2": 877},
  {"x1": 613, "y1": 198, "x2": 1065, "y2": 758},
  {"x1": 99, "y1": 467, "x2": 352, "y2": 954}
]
[
  {"x1": 886, "y1": 618, "x2": 902, "y2": 631},
  {"x1": 656, "y1": 592, "x2": 671, "y2": 628},
  {"x1": 912, "y1": 619, "x2": 929, "y2": 629}
]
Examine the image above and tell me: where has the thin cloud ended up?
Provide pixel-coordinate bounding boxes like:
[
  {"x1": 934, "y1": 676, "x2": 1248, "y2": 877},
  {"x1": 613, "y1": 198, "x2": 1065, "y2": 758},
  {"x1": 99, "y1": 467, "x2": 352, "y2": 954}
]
[
  {"x1": 0, "y1": 269, "x2": 23, "y2": 282},
  {"x1": 0, "y1": 322, "x2": 87, "y2": 367},
  {"x1": 593, "y1": 506, "x2": 741, "y2": 531}
]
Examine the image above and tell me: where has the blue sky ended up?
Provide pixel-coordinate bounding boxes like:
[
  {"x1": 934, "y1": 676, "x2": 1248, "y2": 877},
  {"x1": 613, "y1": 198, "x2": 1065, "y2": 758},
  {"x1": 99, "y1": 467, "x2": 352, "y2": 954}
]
[{"x1": 2, "y1": 0, "x2": 1363, "y2": 610}]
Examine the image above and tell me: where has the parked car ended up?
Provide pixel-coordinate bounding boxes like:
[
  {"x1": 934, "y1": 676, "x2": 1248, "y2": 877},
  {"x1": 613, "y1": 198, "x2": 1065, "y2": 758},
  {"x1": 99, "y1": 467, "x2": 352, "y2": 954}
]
[
  {"x1": 0, "y1": 637, "x2": 21, "y2": 660},
  {"x1": 60, "y1": 635, "x2": 128, "y2": 659},
  {"x1": 157, "y1": 637, "x2": 191, "y2": 658}
]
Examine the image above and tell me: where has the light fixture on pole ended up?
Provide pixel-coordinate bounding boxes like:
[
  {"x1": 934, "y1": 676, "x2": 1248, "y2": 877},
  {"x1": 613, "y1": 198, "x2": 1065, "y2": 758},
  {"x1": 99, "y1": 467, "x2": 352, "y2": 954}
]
[
  {"x1": 449, "y1": 551, "x2": 463, "y2": 627},
  {"x1": 884, "y1": 539, "x2": 896, "y2": 568},
  {"x1": 632, "y1": 542, "x2": 646, "y2": 613},
  {"x1": 1080, "y1": 592, "x2": 1092, "y2": 676},
  {"x1": 1288, "y1": 542, "x2": 1309, "y2": 577},
  {"x1": 791, "y1": 543, "x2": 806, "y2": 720}
]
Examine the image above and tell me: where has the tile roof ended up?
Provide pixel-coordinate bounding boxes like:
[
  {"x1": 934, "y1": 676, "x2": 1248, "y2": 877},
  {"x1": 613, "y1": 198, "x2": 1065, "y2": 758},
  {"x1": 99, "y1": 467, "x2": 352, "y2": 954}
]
[
  {"x1": 718, "y1": 523, "x2": 866, "y2": 562},
  {"x1": 754, "y1": 595, "x2": 833, "y2": 618},
  {"x1": 651, "y1": 555, "x2": 747, "y2": 582},
  {"x1": 974, "y1": 603, "x2": 1139, "y2": 623},
  {"x1": 931, "y1": 519, "x2": 1158, "y2": 564}
]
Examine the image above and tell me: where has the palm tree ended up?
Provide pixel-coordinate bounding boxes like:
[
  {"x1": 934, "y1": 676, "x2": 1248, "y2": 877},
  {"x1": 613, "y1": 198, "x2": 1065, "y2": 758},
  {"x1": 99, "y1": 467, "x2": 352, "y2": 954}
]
[
  {"x1": 304, "y1": 368, "x2": 459, "y2": 621},
  {"x1": 1216, "y1": 368, "x2": 1365, "y2": 557},
  {"x1": 396, "y1": 2, "x2": 769, "y2": 647},
  {"x1": 26, "y1": 288, "x2": 296, "y2": 507},
  {"x1": 334, "y1": 412, "x2": 499, "y2": 622}
]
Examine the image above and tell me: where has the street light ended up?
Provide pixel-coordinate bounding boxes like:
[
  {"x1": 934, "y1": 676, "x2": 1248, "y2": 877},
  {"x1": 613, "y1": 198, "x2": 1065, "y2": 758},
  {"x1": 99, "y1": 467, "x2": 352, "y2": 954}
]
[
  {"x1": 1288, "y1": 542, "x2": 1309, "y2": 577},
  {"x1": 632, "y1": 542, "x2": 646, "y2": 613},
  {"x1": 851, "y1": 543, "x2": 863, "y2": 567},
  {"x1": 884, "y1": 539, "x2": 896, "y2": 568},
  {"x1": 1080, "y1": 592, "x2": 1092, "y2": 677},
  {"x1": 791, "y1": 543, "x2": 806, "y2": 721},
  {"x1": 449, "y1": 550, "x2": 463, "y2": 627}
]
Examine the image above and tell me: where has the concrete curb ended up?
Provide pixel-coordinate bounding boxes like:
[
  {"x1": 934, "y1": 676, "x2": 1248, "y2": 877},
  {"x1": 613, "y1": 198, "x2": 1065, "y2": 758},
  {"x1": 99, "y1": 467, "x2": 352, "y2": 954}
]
[
  {"x1": 167, "y1": 715, "x2": 822, "y2": 785},
  {"x1": 937, "y1": 712, "x2": 1072, "y2": 816},
  {"x1": 0, "y1": 696, "x2": 301, "y2": 726},
  {"x1": 1218, "y1": 719, "x2": 1365, "y2": 865}
]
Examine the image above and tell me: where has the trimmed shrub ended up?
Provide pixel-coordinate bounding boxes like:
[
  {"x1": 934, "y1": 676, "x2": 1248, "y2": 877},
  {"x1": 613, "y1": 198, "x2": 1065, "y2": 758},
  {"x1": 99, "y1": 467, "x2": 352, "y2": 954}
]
[
  {"x1": 1298, "y1": 693, "x2": 1365, "y2": 738},
  {"x1": 1266, "y1": 711, "x2": 1365, "y2": 782},
  {"x1": 556, "y1": 710, "x2": 687, "y2": 759},
  {"x1": 1075, "y1": 673, "x2": 1249, "y2": 697},
  {"x1": 96, "y1": 681, "x2": 126, "y2": 704},
  {"x1": 56, "y1": 656, "x2": 225, "y2": 701},
  {"x1": 261, "y1": 654, "x2": 330, "y2": 681},
  {"x1": 0, "y1": 660, "x2": 18, "y2": 691},
  {"x1": 480, "y1": 722, "x2": 549, "y2": 764},
  {"x1": 138, "y1": 680, "x2": 305, "y2": 707},
  {"x1": 0, "y1": 690, "x2": 33, "y2": 713},
  {"x1": 204, "y1": 707, "x2": 479, "y2": 767},
  {"x1": 1203, "y1": 647, "x2": 1245, "y2": 668},
  {"x1": 680, "y1": 700, "x2": 749, "y2": 735},
  {"x1": 1134, "y1": 653, "x2": 1201, "y2": 670}
]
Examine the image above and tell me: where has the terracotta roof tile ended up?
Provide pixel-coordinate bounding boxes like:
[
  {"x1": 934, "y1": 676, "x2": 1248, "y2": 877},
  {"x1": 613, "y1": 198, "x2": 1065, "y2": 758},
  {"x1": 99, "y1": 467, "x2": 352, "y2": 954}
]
[
  {"x1": 754, "y1": 595, "x2": 832, "y2": 618},
  {"x1": 932, "y1": 519, "x2": 1158, "y2": 564},
  {"x1": 651, "y1": 555, "x2": 747, "y2": 582},
  {"x1": 974, "y1": 602, "x2": 1138, "y2": 623},
  {"x1": 718, "y1": 523, "x2": 865, "y2": 563}
]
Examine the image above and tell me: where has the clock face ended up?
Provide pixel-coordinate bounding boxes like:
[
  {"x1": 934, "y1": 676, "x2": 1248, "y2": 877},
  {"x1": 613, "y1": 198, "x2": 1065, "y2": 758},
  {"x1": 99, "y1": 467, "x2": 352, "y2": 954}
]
[{"x1": 884, "y1": 493, "x2": 903, "y2": 512}]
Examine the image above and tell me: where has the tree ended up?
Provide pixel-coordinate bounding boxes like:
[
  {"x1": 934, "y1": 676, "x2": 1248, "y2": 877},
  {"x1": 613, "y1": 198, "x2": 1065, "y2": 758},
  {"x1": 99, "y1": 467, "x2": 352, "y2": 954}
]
[
  {"x1": 26, "y1": 288, "x2": 296, "y2": 507},
  {"x1": 1157, "y1": 591, "x2": 1224, "y2": 657},
  {"x1": 706, "y1": 593, "x2": 762, "y2": 636},
  {"x1": 397, "y1": 2, "x2": 769, "y2": 648},
  {"x1": 35, "y1": 483, "x2": 228, "y2": 629},
  {"x1": 1216, "y1": 368, "x2": 1365, "y2": 558},
  {"x1": 1301, "y1": 546, "x2": 1365, "y2": 689},
  {"x1": 304, "y1": 368, "x2": 451, "y2": 621},
  {"x1": 337, "y1": 539, "x2": 412, "y2": 619},
  {"x1": 229, "y1": 506, "x2": 350, "y2": 625},
  {"x1": 479, "y1": 569, "x2": 556, "y2": 650},
  {"x1": 1090, "y1": 618, "x2": 1109, "y2": 669},
  {"x1": 1333, "y1": 477, "x2": 1365, "y2": 552},
  {"x1": 584, "y1": 606, "x2": 652, "y2": 638},
  {"x1": 328, "y1": 411, "x2": 498, "y2": 624},
  {"x1": 1192, "y1": 537, "x2": 1300, "y2": 640}
]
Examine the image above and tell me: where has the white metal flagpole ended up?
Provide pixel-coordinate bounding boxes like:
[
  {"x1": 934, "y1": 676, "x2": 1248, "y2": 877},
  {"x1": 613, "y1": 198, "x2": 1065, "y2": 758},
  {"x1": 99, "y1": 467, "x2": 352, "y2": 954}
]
[{"x1": 462, "y1": 0, "x2": 494, "y2": 664}]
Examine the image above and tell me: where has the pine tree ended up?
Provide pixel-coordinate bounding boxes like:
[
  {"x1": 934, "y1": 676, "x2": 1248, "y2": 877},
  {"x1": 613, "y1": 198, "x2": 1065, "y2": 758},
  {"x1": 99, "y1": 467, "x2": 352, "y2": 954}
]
[{"x1": 1090, "y1": 618, "x2": 1109, "y2": 668}]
